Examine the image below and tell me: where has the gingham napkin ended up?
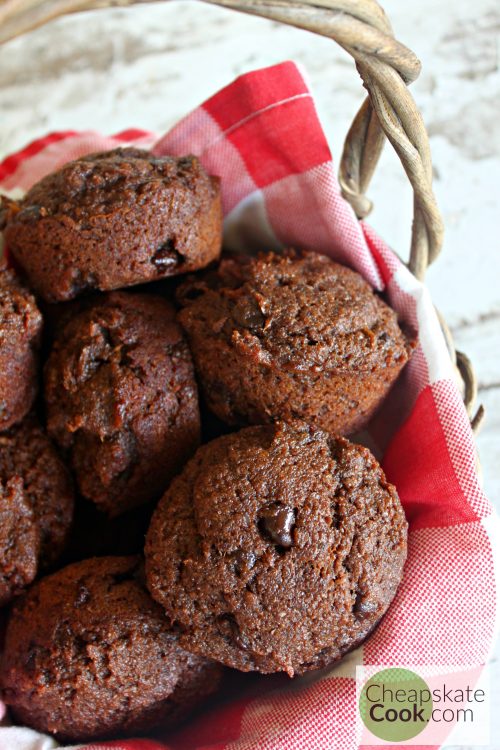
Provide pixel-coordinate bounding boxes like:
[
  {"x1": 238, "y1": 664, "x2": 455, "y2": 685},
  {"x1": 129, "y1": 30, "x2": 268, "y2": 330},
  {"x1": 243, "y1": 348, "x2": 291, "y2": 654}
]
[{"x1": 0, "y1": 62, "x2": 497, "y2": 750}]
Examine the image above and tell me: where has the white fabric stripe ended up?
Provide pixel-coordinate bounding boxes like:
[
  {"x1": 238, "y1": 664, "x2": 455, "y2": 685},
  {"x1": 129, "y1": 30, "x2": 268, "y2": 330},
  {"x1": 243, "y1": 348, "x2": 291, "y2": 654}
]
[
  {"x1": 391, "y1": 264, "x2": 457, "y2": 386},
  {"x1": 200, "y1": 93, "x2": 312, "y2": 148},
  {"x1": 0, "y1": 727, "x2": 58, "y2": 750},
  {"x1": 224, "y1": 189, "x2": 281, "y2": 253}
]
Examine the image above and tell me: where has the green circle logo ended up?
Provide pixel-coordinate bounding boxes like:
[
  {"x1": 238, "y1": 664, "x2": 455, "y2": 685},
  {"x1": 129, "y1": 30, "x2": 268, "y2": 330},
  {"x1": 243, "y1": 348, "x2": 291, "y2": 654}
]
[{"x1": 359, "y1": 668, "x2": 433, "y2": 742}]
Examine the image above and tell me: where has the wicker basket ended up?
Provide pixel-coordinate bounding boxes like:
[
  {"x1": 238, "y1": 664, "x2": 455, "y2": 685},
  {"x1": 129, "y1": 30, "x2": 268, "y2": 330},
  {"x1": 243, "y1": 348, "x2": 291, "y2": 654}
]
[
  {"x1": 0, "y1": 0, "x2": 482, "y2": 428},
  {"x1": 0, "y1": 7, "x2": 497, "y2": 750}
]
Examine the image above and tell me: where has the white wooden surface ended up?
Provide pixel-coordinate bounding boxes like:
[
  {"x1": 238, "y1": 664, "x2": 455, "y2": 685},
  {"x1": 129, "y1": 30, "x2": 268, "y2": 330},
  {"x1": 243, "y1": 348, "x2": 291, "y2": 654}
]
[{"x1": 0, "y1": 1, "x2": 498, "y2": 746}]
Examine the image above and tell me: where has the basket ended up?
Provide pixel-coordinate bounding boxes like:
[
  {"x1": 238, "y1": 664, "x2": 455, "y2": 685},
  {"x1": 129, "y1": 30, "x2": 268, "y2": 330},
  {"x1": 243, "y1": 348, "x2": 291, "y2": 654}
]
[
  {"x1": 0, "y1": 0, "x2": 484, "y2": 428},
  {"x1": 0, "y1": 3, "x2": 496, "y2": 750}
]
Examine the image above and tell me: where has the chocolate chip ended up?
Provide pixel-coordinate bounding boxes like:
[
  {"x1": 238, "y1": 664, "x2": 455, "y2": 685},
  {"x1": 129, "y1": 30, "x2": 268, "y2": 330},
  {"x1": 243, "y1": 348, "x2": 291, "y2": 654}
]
[
  {"x1": 258, "y1": 503, "x2": 296, "y2": 548},
  {"x1": 74, "y1": 584, "x2": 91, "y2": 607},
  {"x1": 152, "y1": 238, "x2": 184, "y2": 271},
  {"x1": 232, "y1": 297, "x2": 264, "y2": 329},
  {"x1": 233, "y1": 550, "x2": 256, "y2": 577},
  {"x1": 353, "y1": 592, "x2": 377, "y2": 620}
]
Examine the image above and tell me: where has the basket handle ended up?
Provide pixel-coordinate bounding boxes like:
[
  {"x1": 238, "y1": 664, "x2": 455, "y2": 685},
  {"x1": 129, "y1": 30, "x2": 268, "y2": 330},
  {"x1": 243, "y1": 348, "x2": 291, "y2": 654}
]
[
  {"x1": 0, "y1": 0, "x2": 444, "y2": 281},
  {"x1": 202, "y1": 0, "x2": 445, "y2": 281},
  {"x1": 0, "y1": 0, "x2": 481, "y2": 430}
]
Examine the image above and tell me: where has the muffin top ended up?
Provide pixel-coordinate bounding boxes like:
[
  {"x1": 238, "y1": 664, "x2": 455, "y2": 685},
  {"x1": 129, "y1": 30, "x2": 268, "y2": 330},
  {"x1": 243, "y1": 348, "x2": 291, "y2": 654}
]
[
  {"x1": 0, "y1": 264, "x2": 42, "y2": 339},
  {"x1": 2, "y1": 148, "x2": 222, "y2": 301},
  {"x1": 1, "y1": 555, "x2": 222, "y2": 741},
  {"x1": 0, "y1": 476, "x2": 39, "y2": 607},
  {"x1": 44, "y1": 291, "x2": 200, "y2": 516},
  {"x1": 8, "y1": 148, "x2": 211, "y2": 224},
  {"x1": 0, "y1": 264, "x2": 43, "y2": 430},
  {"x1": 0, "y1": 415, "x2": 74, "y2": 568},
  {"x1": 177, "y1": 249, "x2": 410, "y2": 374},
  {"x1": 146, "y1": 420, "x2": 408, "y2": 676}
]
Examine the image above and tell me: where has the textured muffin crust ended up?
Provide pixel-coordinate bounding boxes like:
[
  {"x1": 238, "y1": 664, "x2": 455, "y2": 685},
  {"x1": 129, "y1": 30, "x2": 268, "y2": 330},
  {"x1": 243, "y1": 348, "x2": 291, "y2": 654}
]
[
  {"x1": 177, "y1": 250, "x2": 413, "y2": 436},
  {"x1": 0, "y1": 476, "x2": 39, "y2": 607},
  {"x1": 0, "y1": 556, "x2": 222, "y2": 742},
  {"x1": 0, "y1": 415, "x2": 74, "y2": 564},
  {"x1": 44, "y1": 291, "x2": 200, "y2": 516},
  {"x1": 145, "y1": 421, "x2": 408, "y2": 676},
  {"x1": 0, "y1": 416, "x2": 74, "y2": 605},
  {"x1": 0, "y1": 264, "x2": 42, "y2": 430},
  {"x1": 2, "y1": 148, "x2": 222, "y2": 301}
]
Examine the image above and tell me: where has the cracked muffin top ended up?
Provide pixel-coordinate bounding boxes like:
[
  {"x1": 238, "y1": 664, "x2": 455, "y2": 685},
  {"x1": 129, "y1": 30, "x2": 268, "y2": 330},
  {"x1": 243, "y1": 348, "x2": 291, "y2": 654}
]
[
  {"x1": 0, "y1": 555, "x2": 223, "y2": 742},
  {"x1": 176, "y1": 249, "x2": 413, "y2": 435},
  {"x1": 145, "y1": 420, "x2": 408, "y2": 676},
  {"x1": 0, "y1": 264, "x2": 43, "y2": 430},
  {"x1": 1, "y1": 147, "x2": 222, "y2": 301},
  {"x1": 44, "y1": 291, "x2": 200, "y2": 516}
]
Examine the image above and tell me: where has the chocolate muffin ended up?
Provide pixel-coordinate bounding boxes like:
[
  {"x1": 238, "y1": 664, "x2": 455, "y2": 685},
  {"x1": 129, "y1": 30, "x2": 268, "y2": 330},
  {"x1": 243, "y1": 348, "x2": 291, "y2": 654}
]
[
  {"x1": 145, "y1": 421, "x2": 408, "y2": 676},
  {"x1": 0, "y1": 477, "x2": 39, "y2": 608},
  {"x1": 177, "y1": 250, "x2": 413, "y2": 436},
  {"x1": 0, "y1": 416, "x2": 74, "y2": 606},
  {"x1": 0, "y1": 264, "x2": 42, "y2": 430},
  {"x1": 2, "y1": 148, "x2": 222, "y2": 302},
  {"x1": 0, "y1": 556, "x2": 223, "y2": 741},
  {"x1": 44, "y1": 291, "x2": 200, "y2": 516}
]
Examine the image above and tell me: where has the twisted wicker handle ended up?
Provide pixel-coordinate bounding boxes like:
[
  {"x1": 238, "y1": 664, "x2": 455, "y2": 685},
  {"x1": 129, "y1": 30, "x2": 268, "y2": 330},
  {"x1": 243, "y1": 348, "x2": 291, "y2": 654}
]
[
  {"x1": 1, "y1": 0, "x2": 443, "y2": 280},
  {"x1": 205, "y1": 0, "x2": 445, "y2": 282},
  {"x1": 0, "y1": 0, "x2": 481, "y2": 429}
]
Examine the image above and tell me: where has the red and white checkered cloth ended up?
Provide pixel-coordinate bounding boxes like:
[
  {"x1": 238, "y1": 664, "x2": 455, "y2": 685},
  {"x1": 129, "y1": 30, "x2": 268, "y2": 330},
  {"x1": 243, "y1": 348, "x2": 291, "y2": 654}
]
[{"x1": 0, "y1": 62, "x2": 497, "y2": 750}]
